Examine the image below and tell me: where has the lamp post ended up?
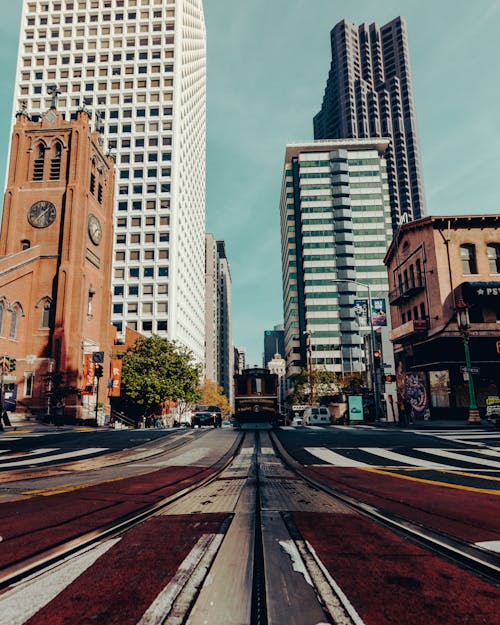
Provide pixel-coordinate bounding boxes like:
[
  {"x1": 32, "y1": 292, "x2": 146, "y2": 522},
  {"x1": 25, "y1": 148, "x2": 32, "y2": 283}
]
[
  {"x1": 456, "y1": 298, "x2": 481, "y2": 424},
  {"x1": 330, "y1": 279, "x2": 382, "y2": 422},
  {"x1": 304, "y1": 329, "x2": 314, "y2": 405}
]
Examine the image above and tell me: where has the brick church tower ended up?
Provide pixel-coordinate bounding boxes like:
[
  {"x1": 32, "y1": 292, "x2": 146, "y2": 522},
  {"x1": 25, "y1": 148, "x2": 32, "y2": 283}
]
[{"x1": 0, "y1": 103, "x2": 115, "y2": 421}]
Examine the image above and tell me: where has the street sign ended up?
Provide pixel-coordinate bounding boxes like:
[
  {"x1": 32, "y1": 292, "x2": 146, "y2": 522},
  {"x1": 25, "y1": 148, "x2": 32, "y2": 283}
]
[
  {"x1": 2, "y1": 375, "x2": 16, "y2": 383},
  {"x1": 460, "y1": 366, "x2": 480, "y2": 374},
  {"x1": 382, "y1": 363, "x2": 391, "y2": 369}
]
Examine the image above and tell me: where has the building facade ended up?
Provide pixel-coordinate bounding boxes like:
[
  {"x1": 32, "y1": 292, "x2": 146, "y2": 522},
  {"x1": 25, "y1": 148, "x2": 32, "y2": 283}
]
[
  {"x1": 204, "y1": 235, "x2": 233, "y2": 404},
  {"x1": 216, "y1": 240, "x2": 233, "y2": 405},
  {"x1": 13, "y1": 0, "x2": 207, "y2": 362},
  {"x1": 314, "y1": 17, "x2": 425, "y2": 231},
  {"x1": 385, "y1": 215, "x2": 500, "y2": 421},
  {"x1": 280, "y1": 139, "x2": 392, "y2": 378},
  {"x1": 234, "y1": 346, "x2": 246, "y2": 375},
  {"x1": 263, "y1": 324, "x2": 285, "y2": 366},
  {"x1": 0, "y1": 106, "x2": 114, "y2": 420}
]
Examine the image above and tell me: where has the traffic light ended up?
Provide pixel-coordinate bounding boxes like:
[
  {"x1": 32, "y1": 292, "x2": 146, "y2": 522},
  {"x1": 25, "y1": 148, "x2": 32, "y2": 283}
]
[
  {"x1": 9, "y1": 358, "x2": 16, "y2": 372},
  {"x1": 385, "y1": 374, "x2": 395, "y2": 383},
  {"x1": 373, "y1": 351, "x2": 381, "y2": 369},
  {"x1": 92, "y1": 351, "x2": 104, "y2": 363},
  {"x1": 94, "y1": 364, "x2": 103, "y2": 378}
]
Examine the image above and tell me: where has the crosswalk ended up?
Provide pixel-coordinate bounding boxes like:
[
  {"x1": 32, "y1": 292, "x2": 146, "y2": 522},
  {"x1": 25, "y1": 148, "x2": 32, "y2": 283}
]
[
  {"x1": 0, "y1": 446, "x2": 109, "y2": 469},
  {"x1": 303, "y1": 445, "x2": 500, "y2": 470}
]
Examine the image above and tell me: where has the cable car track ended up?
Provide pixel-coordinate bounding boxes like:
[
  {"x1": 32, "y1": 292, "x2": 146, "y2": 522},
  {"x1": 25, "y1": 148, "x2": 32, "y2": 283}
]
[
  {"x1": 270, "y1": 431, "x2": 500, "y2": 586},
  {"x1": 0, "y1": 431, "x2": 498, "y2": 625}
]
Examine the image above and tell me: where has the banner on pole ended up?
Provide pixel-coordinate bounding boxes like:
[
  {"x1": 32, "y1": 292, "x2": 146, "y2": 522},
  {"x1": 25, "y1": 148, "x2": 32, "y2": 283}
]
[
  {"x1": 108, "y1": 359, "x2": 122, "y2": 397},
  {"x1": 81, "y1": 353, "x2": 95, "y2": 395}
]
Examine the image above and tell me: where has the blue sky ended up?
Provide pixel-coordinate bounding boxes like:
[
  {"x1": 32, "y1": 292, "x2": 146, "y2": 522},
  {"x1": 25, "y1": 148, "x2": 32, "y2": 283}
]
[{"x1": 1, "y1": 1, "x2": 500, "y2": 367}]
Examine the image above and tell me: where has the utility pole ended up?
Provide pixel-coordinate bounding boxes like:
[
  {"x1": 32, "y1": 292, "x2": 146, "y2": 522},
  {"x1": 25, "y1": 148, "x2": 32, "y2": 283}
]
[{"x1": 304, "y1": 330, "x2": 314, "y2": 405}]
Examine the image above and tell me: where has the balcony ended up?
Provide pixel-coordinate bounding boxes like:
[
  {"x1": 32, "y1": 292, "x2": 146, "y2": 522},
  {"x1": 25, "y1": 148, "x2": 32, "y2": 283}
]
[{"x1": 388, "y1": 272, "x2": 425, "y2": 304}]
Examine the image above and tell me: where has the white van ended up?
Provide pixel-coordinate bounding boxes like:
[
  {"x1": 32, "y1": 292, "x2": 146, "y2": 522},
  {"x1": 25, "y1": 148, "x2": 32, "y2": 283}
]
[{"x1": 303, "y1": 405, "x2": 331, "y2": 425}]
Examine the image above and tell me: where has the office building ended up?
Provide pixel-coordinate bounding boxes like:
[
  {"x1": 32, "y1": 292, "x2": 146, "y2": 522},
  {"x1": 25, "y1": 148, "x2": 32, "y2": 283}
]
[
  {"x1": 280, "y1": 139, "x2": 392, "y2": 377},
  {"x1": 263, "y1": 325, "x2": 285, "y2": 367},
  {"x1": 314, "y1": 17, "x2": 425, "y2": 231},
  {"x1": 204, "y1": 235, "x2": 233, "y2": 404},
  {"x1": 13, "y1": 0, "x2": 207, "y2": 362}
]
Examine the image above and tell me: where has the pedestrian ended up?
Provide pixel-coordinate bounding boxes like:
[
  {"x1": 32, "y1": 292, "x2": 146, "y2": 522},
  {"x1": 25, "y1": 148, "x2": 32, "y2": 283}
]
[
  {"x1": 2, "y1": 409, "x2": 11, "y2": 427},
  {"x1": 54, "y1": 400, "x2": 64, "y2": 428}
]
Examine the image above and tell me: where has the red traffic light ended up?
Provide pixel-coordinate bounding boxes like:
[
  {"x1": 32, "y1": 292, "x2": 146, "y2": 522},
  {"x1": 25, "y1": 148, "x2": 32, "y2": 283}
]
[
  {"x1": 385, "y1": 374, "x2": 395, "y2": 382},
  {"x1": 373, "y1": 351, "x2": 381, "y2": 368}
]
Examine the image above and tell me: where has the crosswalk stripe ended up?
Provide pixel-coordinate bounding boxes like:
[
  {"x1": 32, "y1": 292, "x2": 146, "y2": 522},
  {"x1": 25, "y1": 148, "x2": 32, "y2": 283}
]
[
  {"x1": 0, "y1": 447, "x2": 109, "y2": 468},
  {"x1": 359, "y1": 447, "x2": 457, "y2": 469},
  {"x1": 305, "y1": 447, "x2": 369, "y2": 467},
  {"x1": 415, "y1": 448, "x2": 500, "y2": 469},
  {"x1": 0, "y1": 538, "x2": 121, "y2": 625},
  {"x1": 0, "y1": 447, "x2": 58, "y2": 459}
]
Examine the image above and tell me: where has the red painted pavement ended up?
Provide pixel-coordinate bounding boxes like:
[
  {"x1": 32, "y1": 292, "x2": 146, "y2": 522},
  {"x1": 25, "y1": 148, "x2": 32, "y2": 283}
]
[
  {"x1": 293, "y1": 511, "x2": 500, "y2": 625},
  {"x1": 303, "y1": 466, "x2": 500, "y2": 543},
  {"x1": 24, "y1": 514, "x2": 229, "y2": 625},
  {"x1": 0, "y1": 466, "x2": 215, "y2": 569}
]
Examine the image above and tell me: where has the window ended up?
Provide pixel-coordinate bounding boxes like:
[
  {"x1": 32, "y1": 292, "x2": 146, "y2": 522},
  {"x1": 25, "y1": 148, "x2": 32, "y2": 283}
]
[
  {"x1": 460, "y1": 244, "x2": 477, "y2": 274},
  {"x1": 0, "y1": 302, "x2": 4, "y2": 335},
  {"x1": 33, "y1": 143, "x2": 45, "y2": 180},
  {"x1": 41, "y1": 300, "x2": 51, "y2": 328},
  {"x1": 487, "y1": 244, "x2": 500, "y2": 273},
  {"x1": 10, "y1": 306, "x2": 19, "y2": 339},
  {"x1": 24, "y1": 372, "x2": 34, "y2": 398}
]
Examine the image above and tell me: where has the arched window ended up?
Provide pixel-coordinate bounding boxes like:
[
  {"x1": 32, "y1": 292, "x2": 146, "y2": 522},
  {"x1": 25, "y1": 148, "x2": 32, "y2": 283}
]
[
  {"x1": 41, "y1": 300, "x2": 51, "y2": 328},
  {"x1": 460, "y1": 244, "x2": 477, "y2": 274},
  {"x1": 33, "y1": 143, "x2": 45, "y2": 181},
  {"x1": 9, "y1": 307, "x2": 19, "y2": 340},
  {"x1": 487, "y1": 243, "x2": 500, "y2": 274},
  {"x1": 21, "y1": 239, "x2": 30, "y2": 250},
  {"x1": 50, "y1": 141, "x2": 62, "y2": 180},
  {"x1": 90, "y1": 159, "x2": 96, "y2": 195},
  {"x1": 0, "y1": 302, "x2": 4, "y2": 336}
]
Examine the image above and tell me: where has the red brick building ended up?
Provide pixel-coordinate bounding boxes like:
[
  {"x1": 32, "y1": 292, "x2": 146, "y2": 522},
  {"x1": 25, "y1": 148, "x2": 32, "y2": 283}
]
[
  {"x1": 385, "y1": 215, "x2": 500, "y2": 420},
  {"x1": 0, "y1": 106, "x2": 115, "y2": 421}
]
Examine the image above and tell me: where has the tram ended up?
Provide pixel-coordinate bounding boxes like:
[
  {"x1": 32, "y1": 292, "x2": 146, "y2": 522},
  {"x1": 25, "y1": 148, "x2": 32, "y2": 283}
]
[{"x1": 233, "y1": 367, "x2": 279, "y2": 429}]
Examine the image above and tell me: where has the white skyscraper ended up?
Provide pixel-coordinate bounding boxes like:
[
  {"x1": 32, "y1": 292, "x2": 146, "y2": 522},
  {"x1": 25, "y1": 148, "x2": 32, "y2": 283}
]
[{"x1": 13, "y1": 0, "x2": 206, "y2": 362}]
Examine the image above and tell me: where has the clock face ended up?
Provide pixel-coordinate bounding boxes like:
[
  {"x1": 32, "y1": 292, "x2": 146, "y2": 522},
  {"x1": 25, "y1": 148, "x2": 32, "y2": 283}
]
[
  {"x1": 27, "y1": 200, "x2": 57, "y2": 229},
  {"x1": 88, "y1": 214, "x2": 102, "y2": 245}
]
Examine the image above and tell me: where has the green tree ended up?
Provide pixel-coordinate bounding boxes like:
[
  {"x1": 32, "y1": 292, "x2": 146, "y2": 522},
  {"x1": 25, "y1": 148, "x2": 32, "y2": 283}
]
[
  {"x1": 288, "y1": 367, "x2": 339, "y2": 405},
  {"x1": 199, "y1": 378, "x2": 232, "y2": 414},
  {"x1": 118, "y1": 336, "x2": 201, "y2": 421}
]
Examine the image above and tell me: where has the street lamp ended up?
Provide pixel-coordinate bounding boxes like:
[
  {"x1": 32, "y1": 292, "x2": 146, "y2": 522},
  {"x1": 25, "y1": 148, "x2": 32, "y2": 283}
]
[
  {"x1": 456, "y1": 298, "x2": 481, "y2": 424},
  {"x1": 303, "y1": 329, "x2": 314, "y2": 405},
  {"x1": 330, "y1": 279, "x2": 382, "y2": 422}
]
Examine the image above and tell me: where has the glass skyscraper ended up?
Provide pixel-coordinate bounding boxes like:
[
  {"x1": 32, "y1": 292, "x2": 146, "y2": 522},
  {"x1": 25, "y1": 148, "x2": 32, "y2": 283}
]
[{"x1": 314, "y1": 17, "x2": 425, "y2": 232}]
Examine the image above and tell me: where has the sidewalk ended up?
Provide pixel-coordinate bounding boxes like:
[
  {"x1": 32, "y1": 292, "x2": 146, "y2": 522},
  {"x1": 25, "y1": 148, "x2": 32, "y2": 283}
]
[{"x1": 371, "y1": 418, "x2": 499, "y2": 430}]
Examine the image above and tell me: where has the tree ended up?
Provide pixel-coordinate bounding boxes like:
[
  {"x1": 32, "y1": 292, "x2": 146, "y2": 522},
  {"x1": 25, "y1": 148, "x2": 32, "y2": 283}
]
[
  {"x1": 288, "y1": 367, "x2": 339, "y2": 405},
  {"x1": 198, "y1": 378, "x2": 232, "y2": 414},
  {"x1": 117, "y1": 336, "x2": 201, "y2": 421}
]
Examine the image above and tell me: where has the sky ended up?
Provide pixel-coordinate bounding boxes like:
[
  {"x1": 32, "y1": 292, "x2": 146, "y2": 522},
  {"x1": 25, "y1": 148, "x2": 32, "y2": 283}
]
[{"x1": 1, "y1": 1, "x2": 500, "y2": 367}]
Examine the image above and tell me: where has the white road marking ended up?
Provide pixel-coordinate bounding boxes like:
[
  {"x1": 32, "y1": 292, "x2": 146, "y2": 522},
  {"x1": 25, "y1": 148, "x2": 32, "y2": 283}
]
[
  {"x1": 0, "y1": 447, "x2": 108, "y2": 468},
  {"x1": 359, "y1": 447, "x2": 456, "y2": 469},
  {"x1": 415, "y1": 448, "x2": 500, "y2": 468},
  {"x1": 475, "y1": 540, "x2": 500, "y2": 553},
  {"x1": 136, "y1": 533, "x2": 223, "y2": 625},
  {"x1": 163, "y1": 448, "x2": 210, "y2": 466},
  {"x1": 0, "y1": 538, "x2": 121, "y2": 625},
  {"x1": 305, "y1": 447, "x2": 369, "y2": 467},
  {"x1": 0, "y1": 448, "x2": 58, "y2": 461}
]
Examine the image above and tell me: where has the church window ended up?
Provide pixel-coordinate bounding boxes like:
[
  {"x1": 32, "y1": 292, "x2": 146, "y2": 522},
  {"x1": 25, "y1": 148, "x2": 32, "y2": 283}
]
[
  {"x1": 50, "y1": 141, "x2": 62, "y2": 180},
  {"x1": 33, "y1": 143, "x2": 45, "y2": 181},
  {"x1": 41, "y1": 301, "x2": 51, "y2": 328},
  {"x1": 9, "y1": 307, "x2": 19, "y2": 340}
]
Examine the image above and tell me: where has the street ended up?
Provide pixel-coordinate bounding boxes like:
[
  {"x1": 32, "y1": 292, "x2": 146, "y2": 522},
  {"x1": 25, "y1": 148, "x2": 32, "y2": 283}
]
[{"x1": 0, "y1": 423, "x2": 498, "y2": 625}]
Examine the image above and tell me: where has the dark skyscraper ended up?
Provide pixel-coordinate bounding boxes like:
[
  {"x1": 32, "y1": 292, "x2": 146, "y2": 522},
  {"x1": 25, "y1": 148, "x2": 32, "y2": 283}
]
[
  {"x1": 263, "y1": 326, "x2": 285, "y2": 367},
  {"x1": 314, "y1": 16, "x2": 425, "y2": 231}
]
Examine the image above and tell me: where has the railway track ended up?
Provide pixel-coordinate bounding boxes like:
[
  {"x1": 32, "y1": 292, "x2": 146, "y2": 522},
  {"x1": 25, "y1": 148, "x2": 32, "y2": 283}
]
[{"x1": 0, "y1": 431, "x2": 498, "y2": 625}]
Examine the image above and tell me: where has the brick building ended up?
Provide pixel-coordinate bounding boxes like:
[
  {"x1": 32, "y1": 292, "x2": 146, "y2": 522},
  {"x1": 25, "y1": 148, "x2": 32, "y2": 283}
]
[
  {"x1": 0, "y1": 105, "x2": 115, "y2": 421},
  {"x1": 385, "y1": 215, "x2": 500, "y2": 420}
]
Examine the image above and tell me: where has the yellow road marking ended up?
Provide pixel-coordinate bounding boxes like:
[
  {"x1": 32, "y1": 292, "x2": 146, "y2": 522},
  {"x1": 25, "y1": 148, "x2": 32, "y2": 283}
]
[
  {"x1": 22, "y1": 476, "x2": 124, "y2": 497},
  {"x1": 362, "y1": 467, "x2": 500, "y2": 495}
]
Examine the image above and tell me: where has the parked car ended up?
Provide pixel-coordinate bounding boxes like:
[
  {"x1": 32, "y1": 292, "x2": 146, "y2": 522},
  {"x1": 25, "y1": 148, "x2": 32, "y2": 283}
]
[
  {"x1": 191, "y1": 405, "x2": 222, "y2": 428},
  {"x1": 292, "y1": 416, "x2": 304, "y2": 426}
]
